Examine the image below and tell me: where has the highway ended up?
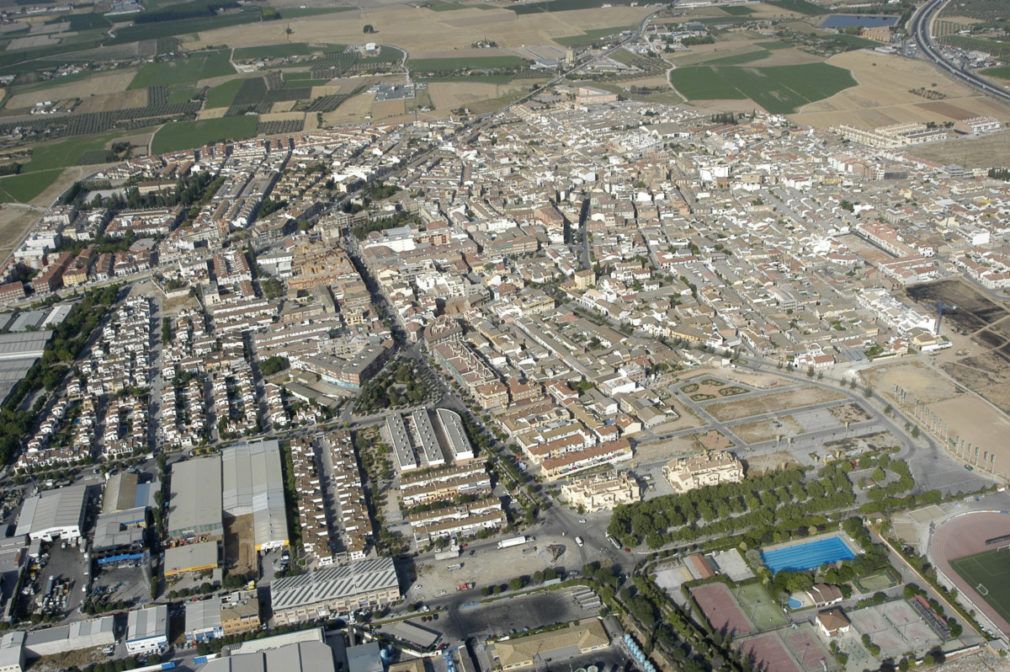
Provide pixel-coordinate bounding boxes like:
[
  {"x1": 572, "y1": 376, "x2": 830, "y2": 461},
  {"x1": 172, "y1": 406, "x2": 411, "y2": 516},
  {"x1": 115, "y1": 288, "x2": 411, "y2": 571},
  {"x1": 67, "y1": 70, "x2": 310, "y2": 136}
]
[{"x1": 909, "y1": 0, "x2": 1010, "y2": 103}]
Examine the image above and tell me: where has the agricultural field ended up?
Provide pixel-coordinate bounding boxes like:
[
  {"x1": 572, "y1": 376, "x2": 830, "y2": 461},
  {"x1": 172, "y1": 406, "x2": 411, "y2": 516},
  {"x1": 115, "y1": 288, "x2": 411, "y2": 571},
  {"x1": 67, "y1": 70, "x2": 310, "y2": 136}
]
[
  {"x1": 409, "y1": 55, "x2": 530, "y2": 72},
  {"x1": 234, "y1": 43, "x2": 314, "y2": 60},
  {"x1": 151, "y1": 115, "x2": 259, "y2": 154},
  {"x1": 792, "y1": 50, "x2": 1010, "y2": 128},
  {"x1": 670, "y1": 62, "x2": 855, "y2": 113},
  {"x1": 982, "y1": 66, "x2": 1010, "y2": 80},
  {"x1": 129, "y1": 49, "x2": 235, "y2": 89}
]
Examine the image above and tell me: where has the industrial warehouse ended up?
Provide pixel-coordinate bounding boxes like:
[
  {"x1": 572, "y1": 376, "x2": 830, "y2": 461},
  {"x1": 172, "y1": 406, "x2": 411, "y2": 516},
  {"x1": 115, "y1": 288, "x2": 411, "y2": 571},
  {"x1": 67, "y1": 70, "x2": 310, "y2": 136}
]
[
  {"x1": 166, "y1": 441, "x2": 290, "y2": 576},
  {"x1": 269, "y1": 557, "x2": 401, "y2": 626}
]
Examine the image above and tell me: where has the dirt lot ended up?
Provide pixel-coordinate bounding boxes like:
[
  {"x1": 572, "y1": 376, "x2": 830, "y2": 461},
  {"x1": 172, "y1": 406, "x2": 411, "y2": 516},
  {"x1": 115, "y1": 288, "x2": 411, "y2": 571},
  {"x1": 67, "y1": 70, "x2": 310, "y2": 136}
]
[
  {"x1": 5, "y1": 70, "x2": 137, "y2": 109},
  {"x1": 732, "y1": 415, "x2": 802, "y2": 443},
  {"x1": 828, "y1": 402, "x2": 872, "y2": 424},
  {"x1": 224, "y1": 513, "x2": 257, "y2": 576},
  {"x1": 909, "y1": 128, "x2": 1010, "y2": 168},
  {"x1": 705, "y1": 386, "x2": 845, "y2": 422},
  {"x1": 745, "y1": 450, "x2": 801, "y2": 475},
  {"x1": 693, "y1": 429, "x2": 733, "y2": 452},
  {"x1": 186, "y1": 5, "x2": 651, "y2": 52},
  {"x1": 790, "y1": 50, "x2": 1010, "y2": 129},
  {"x1": 862, "y1": 362, "x2": 960, "y2": 404},
  {"x1": 0, "y1": 204, "x2": 40, "y2": 256},
  {"x1": 76, "y1": 89, "x2": 148, "y2": 113}
]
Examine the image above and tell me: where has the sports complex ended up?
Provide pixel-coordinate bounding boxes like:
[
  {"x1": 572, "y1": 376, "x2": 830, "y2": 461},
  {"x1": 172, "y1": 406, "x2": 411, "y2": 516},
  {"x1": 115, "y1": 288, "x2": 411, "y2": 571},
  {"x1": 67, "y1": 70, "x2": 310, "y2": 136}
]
[{"x1": 930, "y1": 511, "x2": 1010, "y2": 640}]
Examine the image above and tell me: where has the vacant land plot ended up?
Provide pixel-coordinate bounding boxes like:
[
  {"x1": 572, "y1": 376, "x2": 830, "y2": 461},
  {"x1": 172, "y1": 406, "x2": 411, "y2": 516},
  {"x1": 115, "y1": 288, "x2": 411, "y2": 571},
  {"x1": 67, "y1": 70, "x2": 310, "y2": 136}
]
[
  {"x1": 692, "y1": 429, "x2": 733, "y2": 452},
  {"x1": 129, "y1": 49, "x2": 234, "y2": 89},
  {"x1": 863, "y1": 362, "x2": 958, "y2": 403},
  {"x1": 828, "y1": 402, "x2": 871, "y2": 424},
  {"x1": 0, "y1": 168, "x2": 64, "y2": 203},
  {"x1": 733, "y1": 583, "x2": 787, "y2": 630},
  {"x1": 705, "y1": 386, "x2": 845, "y2": 422},
  {"x1": 791, "y1": 50, "x2": 1010, "y2": 128},
  {"x1": 5, "y1": 69, "x2": 137, "y2": 109},
  {"x1": 224, "y1": 513, "x2": 257, "y2": 576},
  {"x1": 152, "y1": 115, "x2": 258, "y2": 154},
  {"x1": 732, "y1": 415, "x2": 802, "y2": 443},
  {"x1": 0, "y1": 203, "x2": 41, "y2": 254},
  {"x1": 75, "y1": 89, "x2": 148, "y2": 113}
]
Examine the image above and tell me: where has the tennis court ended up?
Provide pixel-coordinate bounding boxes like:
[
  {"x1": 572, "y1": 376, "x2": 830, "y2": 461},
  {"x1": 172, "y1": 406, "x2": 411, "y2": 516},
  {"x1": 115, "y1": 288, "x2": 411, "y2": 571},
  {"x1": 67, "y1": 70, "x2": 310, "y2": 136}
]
[
  {"x1": 733, "y1": 583, "x2": 788, "y2": 630},
  {"x1": 951, "y1": 548, "x2": 1010, "y2": 623},
  {"x1": 761, "y1": 536, "x2": 856, "y2": 574}
]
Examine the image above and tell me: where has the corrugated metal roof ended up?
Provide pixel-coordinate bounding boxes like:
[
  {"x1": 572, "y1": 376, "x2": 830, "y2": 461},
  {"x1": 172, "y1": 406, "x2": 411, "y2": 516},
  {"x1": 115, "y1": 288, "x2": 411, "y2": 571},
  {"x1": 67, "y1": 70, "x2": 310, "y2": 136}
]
[
  {"x1": 222, "y1": 441, "x2": 288, "y2": 549},
  {"x1": 270, "y1": 557, "x2": 399, "y2": 611}
]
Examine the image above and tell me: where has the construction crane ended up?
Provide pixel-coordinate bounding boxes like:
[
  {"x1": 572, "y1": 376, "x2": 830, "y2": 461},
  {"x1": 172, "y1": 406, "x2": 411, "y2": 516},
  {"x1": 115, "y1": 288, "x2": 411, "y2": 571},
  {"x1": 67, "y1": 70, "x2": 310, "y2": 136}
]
[{"x1": 936, "y1": 303, "x2": 957, "y2": 335}]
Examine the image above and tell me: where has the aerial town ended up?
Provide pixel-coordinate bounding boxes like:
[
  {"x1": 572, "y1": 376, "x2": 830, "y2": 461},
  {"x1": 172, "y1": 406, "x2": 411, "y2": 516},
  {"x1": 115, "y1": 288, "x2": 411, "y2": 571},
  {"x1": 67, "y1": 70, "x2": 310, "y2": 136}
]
[{"x1": 0, "y1": 0, "x2": 1010, "y2": 670}]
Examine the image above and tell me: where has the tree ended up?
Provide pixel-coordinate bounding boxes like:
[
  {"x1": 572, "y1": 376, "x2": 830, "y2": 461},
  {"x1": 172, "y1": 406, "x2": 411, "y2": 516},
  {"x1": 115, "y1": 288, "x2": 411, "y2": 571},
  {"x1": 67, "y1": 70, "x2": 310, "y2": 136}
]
[
  {"x1": 509, "y1": 577, "x2": 524, "y2": 591},
  {"x1": 363, "y1": 24, "x2": 375, "y2": 33}
]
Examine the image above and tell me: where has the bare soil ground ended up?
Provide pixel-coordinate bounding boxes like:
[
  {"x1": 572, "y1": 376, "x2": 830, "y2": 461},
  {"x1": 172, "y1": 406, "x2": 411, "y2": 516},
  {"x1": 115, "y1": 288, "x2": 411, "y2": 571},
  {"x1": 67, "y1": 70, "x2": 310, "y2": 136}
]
[
  {"x1": 705, "y1": 386, "x2": 845, "y2": 422},
  {"x1": 632, "y1": 436, "x2": 697, "y2": 465},
  {"x1": 185, "y1": 5, "x2": 651, "y2": 52},
  {"x1": 908, "y1": 127, "x2": 1010, "y2": 168},
  {"x1": 197, "y1": 107, "x2": 229, "y2": 119},
  {"x1": 0, "y1": 204, "x2": 41, "y2": 257},
  {"x1": 732, "y1": 415, "x2": 802, "y2": 443},
  {"x1": 259, "y1": 111, "x2": 304, "y2": 122},
  {"x1": 862, "y1": 362, "x2": 959, "y2": 404},
  {"x1": 76, "y1": 89, "x2": 147, "y2": 113},
  {"x1": 828, "y1": 402, "x2": 871, "y2": 424},
  {"x1": 693, "y1": 429, "x2": 733, "y2": 452},
  {"x1": 745, "y1": 451, "x2": 801, "y2": 475},
  {"x1": 224, "y1": 513, "x2": 257, "y2": 576},
  {"x1": 8, "y1": 34, "x2": 60, "y2": 50},
  {"x1": 790, "y1": 51, "x2": 1010, "y2": 129},
  {"x1": 5, "y1": 70, "x2": 137, "y2": 109}
]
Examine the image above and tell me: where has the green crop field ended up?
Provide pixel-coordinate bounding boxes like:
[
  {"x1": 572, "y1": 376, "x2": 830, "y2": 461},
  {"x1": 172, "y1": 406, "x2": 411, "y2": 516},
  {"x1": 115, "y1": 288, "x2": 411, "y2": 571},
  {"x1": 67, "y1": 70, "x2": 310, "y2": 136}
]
[
  {"x1": 721, "y1": 4, "x2": 755, "y2": 14},
  {"x1": 671, "y1": 62, "x2": 855, "y2": 113},
  {"x1": 152, "y1": 115, "x2": 258, "y2": 154},
  {"x1": 555, "y1": 25, "x2": 635, "y2": 47},
  {"x1": 511, "y1": 0, "x2": 630, "y2": 13},
  {"x1": 234, "y1": 43, "x2": 313, "y2": 60},
  {"x1": 767, "y1": 0, "x2": 827, "y2": 15},
  {"x1": 951, "y1": 549, "x2": 1010, "y2": 623},
  {"x1": 670, "y1": 67, "x2": 747, "y2": 100},
  {"x1": 0, "y1": 168, "x2": 63, "y2": 203},
  {"x1": 733, "y1": 583, "x2": 788, "y2": 630},
  {"x1": 982, "y1": 65, "x2": 1010, "y2": 79},
  {"x1": 129, "y1": 49, "x2": 234, "y2": 89},
  {"x1": 276, "y1": 6, "x2": 355, "y2": 18},
  {"x1": 106, "y1": 11, "x2": 262, "y2": 45},
  {"x1": 409, "y1": 56, "x2": 528, "y2": 72},
  {"x1": 701, "y1": 49, "x2": 770, "y2": 66},
  {"x1": 205, "y1": 79, "x2": 244, "y2": 109},
  {"x1": 939, "y1": 35, "x2": 1010, "y2": 58}
]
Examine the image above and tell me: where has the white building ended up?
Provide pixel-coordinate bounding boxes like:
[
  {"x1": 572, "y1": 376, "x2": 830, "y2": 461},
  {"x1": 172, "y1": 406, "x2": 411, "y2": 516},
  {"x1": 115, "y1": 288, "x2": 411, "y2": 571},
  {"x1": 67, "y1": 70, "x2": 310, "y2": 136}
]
[
  {"x1": 126, "y1": 605, "x2": 168, "y2": 655},
  {"x1": 14, "y1": 484, "x2": 87, "y2": 543}
]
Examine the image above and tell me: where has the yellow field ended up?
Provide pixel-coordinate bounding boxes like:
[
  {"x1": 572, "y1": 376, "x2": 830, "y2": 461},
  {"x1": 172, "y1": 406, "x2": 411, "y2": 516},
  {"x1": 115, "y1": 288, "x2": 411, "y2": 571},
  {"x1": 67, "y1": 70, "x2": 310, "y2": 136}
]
[
  {"x1": 76, "y1": 89, "x2": 148, "y2": 113},
  {"x1": 259, "y1": 111, "x2": 304, "y2": 123},
  {"x1": 5, "y1": 70, "x2": 137, "y2": 109},
  {"x1": 790, "y1": 51, "x2": 1010, "y2": 128},
  {"x1": 197, "y1": 107, "x2": 228, "y2": 120},
  {"x1": 309, "y1": 85, "x2": 341, "y2": 97},
  {"x1": 185, "y1": 5, "x2": 652, "y2": 52}
]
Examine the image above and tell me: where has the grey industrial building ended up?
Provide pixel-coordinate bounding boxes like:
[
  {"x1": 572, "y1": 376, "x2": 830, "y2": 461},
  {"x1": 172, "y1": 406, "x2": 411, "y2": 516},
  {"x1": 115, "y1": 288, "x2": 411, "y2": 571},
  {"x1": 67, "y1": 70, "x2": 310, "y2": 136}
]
[
  {"x1": 22, "y1": 616, "x2": 115, "y2": 657},
  {"x1": 198, "y1": 629, "x2": 341, "y2": 672},
  {"x1": 269, "y1": 557, "x2": 400, "y2": 626},
  {"x1": 14, "y1": 484, "x2": 87, "y2": 543},
  {"x1": 91, "y1": 506, "x2": 147, "y2": 566},
  {"x1": 435, "y1": 408, "x2": 474, "y2": 461},
  {"x1": 385, "y1": 414, "x2": 417, "y2": 472},
  {"x1": 411, "y1": 410, "x2": 444, "y2": 467},
  {"x1": 222, "y1": 441, "x2": 289, "y2": 551},
  {"x1": 169, "y1": 456, "x2": 223, "y2": 541}
]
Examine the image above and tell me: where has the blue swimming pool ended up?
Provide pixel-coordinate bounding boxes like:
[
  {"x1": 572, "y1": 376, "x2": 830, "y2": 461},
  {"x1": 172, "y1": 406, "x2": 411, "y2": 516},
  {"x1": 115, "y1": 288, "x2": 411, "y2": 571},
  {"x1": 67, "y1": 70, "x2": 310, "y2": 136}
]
[{"x1": 761, "y1": 536, "x2": 855, "y2": 574}]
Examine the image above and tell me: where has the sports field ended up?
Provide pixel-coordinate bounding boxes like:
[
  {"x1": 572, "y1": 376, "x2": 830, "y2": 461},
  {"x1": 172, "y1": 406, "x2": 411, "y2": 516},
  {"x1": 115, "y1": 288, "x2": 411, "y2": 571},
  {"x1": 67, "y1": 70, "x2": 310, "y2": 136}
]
[
  {"x1": 951, "y1": 549, "x2": 1010, "y2": 623},
  {"x1": 732, "y1": 583, "x2": 788, "y2": 630}
]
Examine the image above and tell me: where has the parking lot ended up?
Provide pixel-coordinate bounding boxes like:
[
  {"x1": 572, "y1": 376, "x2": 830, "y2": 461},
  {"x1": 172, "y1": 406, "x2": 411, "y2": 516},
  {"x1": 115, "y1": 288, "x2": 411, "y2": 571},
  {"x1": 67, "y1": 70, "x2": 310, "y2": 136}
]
[
  {"x1": 30, "y1": 541, "x2": 89, "y2": 619},
  {"x1": 437, "y1": 588, "x2": 603, "y2": 643}
]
